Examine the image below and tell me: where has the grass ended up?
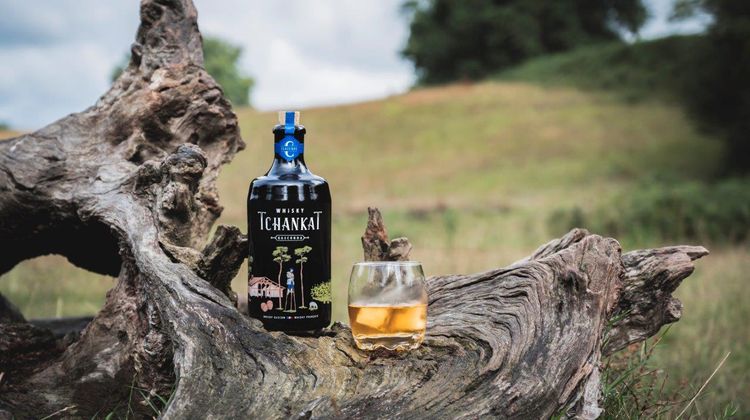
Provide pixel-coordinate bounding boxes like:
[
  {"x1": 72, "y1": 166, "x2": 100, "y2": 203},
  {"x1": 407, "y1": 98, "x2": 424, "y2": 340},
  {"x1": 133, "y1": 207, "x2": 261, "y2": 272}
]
[
  {"x1": 0, "y1": 64, "x2": 746, "y2": 415},
  {"x1": 1, "y1": 255, "x2": 113, "y2": 318},
  {"x1": 651, "y1": 248, "x2": 750, "y2": 416},
  {"x1": 0, "y1": 130, "x2": 21, "y2": 140},
  {"x1": 601, "y1": 328, "x2": 681, "y2": 418},
  {"x1": 600, "y1": 327, "x2": 735, "y2": 419}
]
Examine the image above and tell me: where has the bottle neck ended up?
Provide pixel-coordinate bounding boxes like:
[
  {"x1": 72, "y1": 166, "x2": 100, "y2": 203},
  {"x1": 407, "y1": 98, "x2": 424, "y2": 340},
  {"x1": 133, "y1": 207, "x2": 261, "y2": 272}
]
[{"x1": 269, "y1": 153, "x2": 308, "y2": 174}]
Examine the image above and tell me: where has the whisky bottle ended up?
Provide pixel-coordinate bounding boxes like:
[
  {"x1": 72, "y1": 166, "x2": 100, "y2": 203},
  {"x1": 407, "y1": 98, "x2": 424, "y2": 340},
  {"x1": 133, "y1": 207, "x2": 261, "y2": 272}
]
[{"x1": 247, "y1": 111, "x2": 332, "y2": 331}]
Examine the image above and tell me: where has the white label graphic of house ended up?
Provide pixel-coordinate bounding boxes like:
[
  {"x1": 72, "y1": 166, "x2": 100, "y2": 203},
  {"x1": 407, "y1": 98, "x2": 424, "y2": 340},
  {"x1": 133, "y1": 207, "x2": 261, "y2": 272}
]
[{"x1": 249, "y1": 276, "x2": 284, "y2": 298}]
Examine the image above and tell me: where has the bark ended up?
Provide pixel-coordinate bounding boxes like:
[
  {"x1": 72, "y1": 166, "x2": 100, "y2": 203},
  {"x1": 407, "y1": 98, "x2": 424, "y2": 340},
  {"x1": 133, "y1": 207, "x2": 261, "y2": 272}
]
[
  {"x1": 361, "y1": 207, "x2": 412, "y2": 261},
  {"x1": 0, "y1": 1, "x2": 708, "y2": 419}
]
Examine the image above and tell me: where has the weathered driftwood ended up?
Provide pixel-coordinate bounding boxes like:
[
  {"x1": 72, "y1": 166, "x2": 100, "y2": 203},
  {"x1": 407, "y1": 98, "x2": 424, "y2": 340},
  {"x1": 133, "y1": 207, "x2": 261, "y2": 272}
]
[
  {"x1": 361, "y1": 207, "x2": 412, "y2": 261},
  {"x1": 0, "y1": 1, "x2": 708, "y2": 418}
]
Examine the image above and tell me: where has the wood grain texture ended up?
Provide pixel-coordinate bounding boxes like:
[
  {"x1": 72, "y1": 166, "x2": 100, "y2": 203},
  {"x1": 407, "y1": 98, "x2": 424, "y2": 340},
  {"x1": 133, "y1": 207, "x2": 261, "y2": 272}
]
[{"x1": 0, "y1": 1, "x2": 707, "y2": 418}]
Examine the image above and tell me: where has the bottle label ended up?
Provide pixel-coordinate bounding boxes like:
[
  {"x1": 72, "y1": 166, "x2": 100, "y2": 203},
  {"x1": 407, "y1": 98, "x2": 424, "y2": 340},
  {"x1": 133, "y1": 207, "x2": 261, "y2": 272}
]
[
  {"x1": 275, "y1": 136, "x2": 304, "y2": 161},
  {"x1": 248, "y1": 201, "x2": 331, "y2": 325}
]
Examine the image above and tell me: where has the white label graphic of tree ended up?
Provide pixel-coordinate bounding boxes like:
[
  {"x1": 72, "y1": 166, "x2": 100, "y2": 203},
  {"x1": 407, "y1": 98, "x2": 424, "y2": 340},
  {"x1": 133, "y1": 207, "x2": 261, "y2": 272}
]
[
  {"x1": 272, "y1": 246, "x2": 290, "y2": 310},
  {"x1": 294, "y1": 245, "x2": 312, "y2": 308}
]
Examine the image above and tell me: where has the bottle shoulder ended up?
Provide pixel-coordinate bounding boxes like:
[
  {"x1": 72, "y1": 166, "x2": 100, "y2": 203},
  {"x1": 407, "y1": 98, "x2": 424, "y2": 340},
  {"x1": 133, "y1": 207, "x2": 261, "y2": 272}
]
[
  {"x1": 248, "y1": 172, "x2": 330, "y2": 202},
  {"x1": 250, "y1": 172, "x2": 328, "y2": 189}
]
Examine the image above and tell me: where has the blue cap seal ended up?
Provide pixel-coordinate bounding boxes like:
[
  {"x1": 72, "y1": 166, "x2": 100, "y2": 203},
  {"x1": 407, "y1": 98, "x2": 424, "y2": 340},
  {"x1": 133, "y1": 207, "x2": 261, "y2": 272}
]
[{"x1": 276, "y1": 111, "x2": 303, "y2": 161}]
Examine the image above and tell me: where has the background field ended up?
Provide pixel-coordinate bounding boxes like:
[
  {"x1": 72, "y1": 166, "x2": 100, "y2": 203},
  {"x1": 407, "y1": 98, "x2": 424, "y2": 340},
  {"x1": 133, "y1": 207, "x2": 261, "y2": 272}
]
[{"x1": 2, "y1": 42, "x2": 748, "y2": 415}]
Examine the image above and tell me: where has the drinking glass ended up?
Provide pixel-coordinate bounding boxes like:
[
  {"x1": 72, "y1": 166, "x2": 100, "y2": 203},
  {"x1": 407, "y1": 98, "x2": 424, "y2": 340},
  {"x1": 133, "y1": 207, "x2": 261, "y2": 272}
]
[{"x1": 348, "y1": 261, "x2": 428, "y2": 351}]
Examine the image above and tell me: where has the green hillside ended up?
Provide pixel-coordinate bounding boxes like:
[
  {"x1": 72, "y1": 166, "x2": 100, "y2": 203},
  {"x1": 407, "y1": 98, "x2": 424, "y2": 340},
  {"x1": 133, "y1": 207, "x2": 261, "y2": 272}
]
[
  {"x1": 218, "y1": 80, "x2": 723, "y2": 315},
  {"x1": 1, "y1": 56, "x2": 747, "y2": 414}
]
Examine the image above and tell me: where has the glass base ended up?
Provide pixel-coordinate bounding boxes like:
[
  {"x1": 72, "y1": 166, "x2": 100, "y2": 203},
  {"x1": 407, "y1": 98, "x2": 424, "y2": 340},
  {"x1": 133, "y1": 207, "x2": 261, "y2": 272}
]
[{"x1": 353, "y1": 331, "x2": 425, "y2": 351}]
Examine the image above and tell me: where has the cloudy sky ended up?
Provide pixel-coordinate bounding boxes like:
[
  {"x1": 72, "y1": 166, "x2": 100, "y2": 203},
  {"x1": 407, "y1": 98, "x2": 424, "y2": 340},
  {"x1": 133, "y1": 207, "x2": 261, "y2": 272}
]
[{"x1": 0, "y1": 0, "x2": 709, "y2": 130}]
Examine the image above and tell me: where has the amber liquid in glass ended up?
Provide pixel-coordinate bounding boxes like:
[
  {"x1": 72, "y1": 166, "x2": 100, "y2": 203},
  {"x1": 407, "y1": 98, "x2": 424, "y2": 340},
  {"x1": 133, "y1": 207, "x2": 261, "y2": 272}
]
[{"x1": 348, "y1": 303, "x2": 427, "y2": 350}]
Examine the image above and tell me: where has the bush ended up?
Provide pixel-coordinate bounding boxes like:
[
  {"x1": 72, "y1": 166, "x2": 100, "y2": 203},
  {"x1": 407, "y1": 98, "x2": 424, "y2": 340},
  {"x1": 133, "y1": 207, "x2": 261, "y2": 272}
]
[
  {"x1": 499, "y1": 36, "x2": 703, "y2": 104},
  {"x1": 548, "y1": 178, "x2": 750, "y2": 244}
]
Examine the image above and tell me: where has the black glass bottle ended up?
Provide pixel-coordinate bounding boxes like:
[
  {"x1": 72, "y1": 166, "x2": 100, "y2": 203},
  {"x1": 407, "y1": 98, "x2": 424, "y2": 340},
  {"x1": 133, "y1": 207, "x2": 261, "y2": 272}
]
[{"x1": 247, "y1": 111, "x2": 332, "y2": 331}]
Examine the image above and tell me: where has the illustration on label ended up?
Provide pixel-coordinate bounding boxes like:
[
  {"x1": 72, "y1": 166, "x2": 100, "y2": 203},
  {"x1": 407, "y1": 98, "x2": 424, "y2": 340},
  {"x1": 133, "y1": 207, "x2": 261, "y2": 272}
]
[{"x1": 248, "y1": 204, "x2": 330, "y2": 320}]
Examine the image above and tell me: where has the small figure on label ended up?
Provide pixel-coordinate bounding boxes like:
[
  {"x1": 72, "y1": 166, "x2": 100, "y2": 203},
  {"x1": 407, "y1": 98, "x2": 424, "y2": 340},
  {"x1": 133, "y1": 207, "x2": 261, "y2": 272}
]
[{"x1": 284, "y1": 268, "x2": 296, "y2": 312}]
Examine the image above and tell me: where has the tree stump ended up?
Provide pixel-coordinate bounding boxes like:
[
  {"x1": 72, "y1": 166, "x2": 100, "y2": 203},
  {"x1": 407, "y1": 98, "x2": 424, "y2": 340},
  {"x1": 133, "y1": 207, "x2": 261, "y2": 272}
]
[{"x1": 0, "y1": 1, "x2": 708, "y2": 418}]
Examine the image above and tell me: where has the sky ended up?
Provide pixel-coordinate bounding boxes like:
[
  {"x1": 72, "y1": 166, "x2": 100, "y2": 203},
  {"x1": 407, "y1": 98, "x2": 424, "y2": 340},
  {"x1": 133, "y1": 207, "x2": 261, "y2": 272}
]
[{"x1": 0, "y1": 0, "x2": 710, "y2": 130}]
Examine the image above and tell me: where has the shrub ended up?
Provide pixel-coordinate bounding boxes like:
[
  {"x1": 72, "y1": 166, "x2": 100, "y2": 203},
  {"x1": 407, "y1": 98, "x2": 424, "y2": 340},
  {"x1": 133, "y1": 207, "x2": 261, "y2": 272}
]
[
  {"x1": 548, "y1": 178, "x2": 750, "y2": 244},
  {"x1": 310, "y1": 282, "x2": 332, "y2": 304}
]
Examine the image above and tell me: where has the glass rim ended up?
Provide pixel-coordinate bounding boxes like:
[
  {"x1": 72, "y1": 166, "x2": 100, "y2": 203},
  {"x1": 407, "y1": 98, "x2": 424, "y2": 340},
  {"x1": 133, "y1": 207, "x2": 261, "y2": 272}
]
[{"x1": 352, "y1": 261, "x2": 422, "y2": 267}]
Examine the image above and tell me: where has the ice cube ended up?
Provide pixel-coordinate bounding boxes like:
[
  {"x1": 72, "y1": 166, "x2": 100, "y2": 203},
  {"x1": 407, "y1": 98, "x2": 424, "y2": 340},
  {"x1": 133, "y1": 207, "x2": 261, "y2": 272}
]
[
  {"x1": 355, "y1": 307, "x2": 391, "y2": 332},
  {"x1": 390, "y1": 306, "x2": 427, "y2": 332}
]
